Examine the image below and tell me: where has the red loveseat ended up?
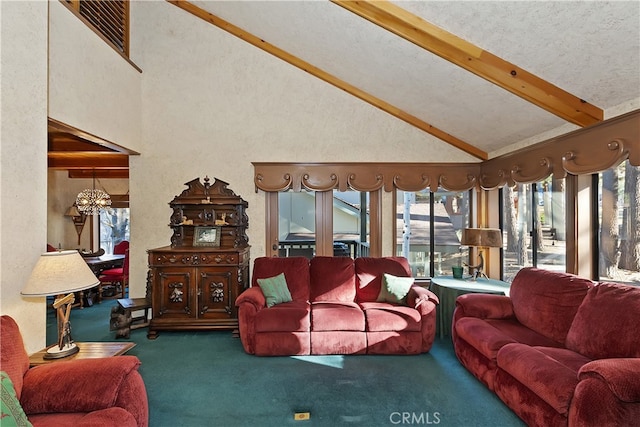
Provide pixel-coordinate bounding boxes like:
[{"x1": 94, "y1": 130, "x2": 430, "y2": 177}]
[
  {"x1": 235, "y1": 256, "x2": 439, "y2": 356},
  {"x1": 0, "y1": 315, "x2": 148, "y2": 427},
  {"x1": 452, "y1": 267, "x2": 640, "y2": 427}
]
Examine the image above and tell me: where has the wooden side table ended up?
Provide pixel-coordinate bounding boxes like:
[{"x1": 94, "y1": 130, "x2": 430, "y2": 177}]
[
  {"x1": 430, "y1": 276, "x2": 510, "y2": 339},
  {"x1": 29, "y1": 342, "x2": 136, "y2": 366}
]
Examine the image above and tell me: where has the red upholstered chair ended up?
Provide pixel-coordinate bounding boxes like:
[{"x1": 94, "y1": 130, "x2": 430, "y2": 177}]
[
  {"x1": 0, "y1": 315, "x2": 148, "y2": 427},
  {"x1": 113, "y1": 240, "x2": 130, "y2": 255},
  {"x1": 99, "y1": 249, "x2": 130, "y2": 299}
]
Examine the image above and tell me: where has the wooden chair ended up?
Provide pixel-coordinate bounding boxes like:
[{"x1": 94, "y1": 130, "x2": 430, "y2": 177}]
[
  {"x1": 113, "y1": 240, "x2": 130, "y2": 255},
  {"x1": 99, "y1": 249, "x2": 129, "y2": 299}
]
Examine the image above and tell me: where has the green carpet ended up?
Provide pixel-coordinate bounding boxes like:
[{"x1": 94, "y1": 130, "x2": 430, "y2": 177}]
[{"x1": 48, "y1": 300, "x2": 524, "y2": 426}]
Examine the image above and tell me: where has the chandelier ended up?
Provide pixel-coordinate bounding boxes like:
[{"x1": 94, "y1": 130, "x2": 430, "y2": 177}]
[{"x1": 76, "y1": 172, "x2": 111, "y2": 215}]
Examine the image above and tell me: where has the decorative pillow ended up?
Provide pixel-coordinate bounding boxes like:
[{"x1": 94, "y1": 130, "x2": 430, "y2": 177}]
[
  {"x1": 1, "y1": 371, "x2": 32, "y2": 427},
  {"x1": 257, "y1": 273, "x2": 292, "y2": 307},
  {"x1": 377, "y1": 273, "x2": 414, "y2": 305}
]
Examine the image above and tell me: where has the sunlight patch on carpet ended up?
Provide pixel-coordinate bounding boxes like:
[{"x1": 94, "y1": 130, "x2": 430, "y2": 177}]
[{"x1": 290, "y1": 355, "x2": 345, "y2": 368}]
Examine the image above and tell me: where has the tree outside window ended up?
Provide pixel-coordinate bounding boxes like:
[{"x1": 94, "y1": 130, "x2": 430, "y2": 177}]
[{"x1": 100, "y1": 208, "x2": 130, "y2": 255}]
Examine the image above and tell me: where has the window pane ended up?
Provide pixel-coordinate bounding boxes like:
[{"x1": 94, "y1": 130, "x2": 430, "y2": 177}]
[
  {"x1": 502, "y1": 184, "x2": 532, "y2": 281},
  {"x1": 535, "y1": 178, "x2": 566, "y2": 273},
  {"x1": 278, "y1": 191, "x2": 315, "y2": 258},
  {"x1": 598, "y1": 160, "x2": 640, "y2": 284},
  {"x1": 396, "y1": 189, "x2": 470, "y2": 278},
  {"x1": 100, "y1": 208, "x2": 130, "y2": 254},
  {"x1": 333, "y1": 190, "x2": 369, "y2": 258}
]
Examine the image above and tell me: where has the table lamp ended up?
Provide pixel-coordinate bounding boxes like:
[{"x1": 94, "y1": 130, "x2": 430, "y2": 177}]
[
  {"x1": 22, "y1": 250, "x2": 99, "y2": 359},
  {"x1": 461, "y1": 228, "x2": 503, "y2": 280}
]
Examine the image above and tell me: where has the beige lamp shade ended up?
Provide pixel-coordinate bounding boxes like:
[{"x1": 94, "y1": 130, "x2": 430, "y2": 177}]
[
  {"x1": 22, "y1": 250, "x2": 99, "y2": 296},
  {"x1": 461, "y1": 228, "x2": 503, "y2": 248}
]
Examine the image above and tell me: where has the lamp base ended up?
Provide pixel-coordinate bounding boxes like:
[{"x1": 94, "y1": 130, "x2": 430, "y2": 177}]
[{"x1": 43, "y1": 342, "x2": 79, "y2": 359}]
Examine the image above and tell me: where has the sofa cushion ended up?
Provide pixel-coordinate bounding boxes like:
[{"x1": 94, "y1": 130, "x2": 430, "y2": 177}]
[
  {"x1": 310, "y1": 257, "x2": 355, "y2": 302},
  {"x1": 566, "y1": 282, "x2": 640, "y2": 359},
  {"x1": 311, "y1": 301, "x2": 365, "y2": 331},
  {"x1": 497, "y1": 343, "x2": 589, "y2": 415},
  {"x1": 455, "y1": 318, "x2": 518, "y2": 361},
  {"x1": 509, "y1": 268, "x2": 593, "y2": 344},
  {"x1": 360, "y1": 302, "x2": 421, "y2": 332},
  {"x1": 257, "y1": 273, "x2": 292, "y2": 307},
  {"x1": 252, "y1": 257, "x2": 310, "y2": 302},
  {"x1": 255, "y1": 301, "x2": 310, "y2": 333},
  {"x1": 355, "y1": 257, "x2": 412, "y2": 303},
  {"x1": 377, "y1": 274, "x2": 413, "y2": 304},
  {"x1": 455, "y1": 317, "x2": 562, "y2": 362}
]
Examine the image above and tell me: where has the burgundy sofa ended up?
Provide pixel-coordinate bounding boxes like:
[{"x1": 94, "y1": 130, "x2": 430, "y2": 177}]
[
  {"x1": 452, "y1": 267, "x2": 640, "y2": 427},
  {"x1": 1, "y1": 315, "x2": 148, "y2": 427},
  {"x1": 235, "y1": 256, "x2": 439, "y2": 356}
]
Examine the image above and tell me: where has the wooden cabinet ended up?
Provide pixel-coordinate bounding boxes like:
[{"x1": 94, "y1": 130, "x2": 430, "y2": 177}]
[{"x1": 147, "y1": 177, "x2": 249, "y2": 339}]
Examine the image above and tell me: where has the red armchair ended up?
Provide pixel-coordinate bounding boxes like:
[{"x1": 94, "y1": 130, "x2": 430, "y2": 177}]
[{"x1": 0, "y1": 315, "x2": 148, "y2": 427}]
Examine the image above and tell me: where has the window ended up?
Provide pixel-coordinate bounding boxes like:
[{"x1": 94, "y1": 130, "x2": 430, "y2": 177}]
[
  {"x1": 66, "y1": 0, "x2": 129, "y2": 56},
  {"x1": 277, "y1": 191, "x2": 316, "y2": 258},
  {"x1": 597, "y1": 160, "x2": 640, "y2": 284},
  {"x1": 501, "y1": 178, "x2": 567, "y2": 281},
  {"x1": 396, "y1": 189, "x2": 471, "y2": 278},
  {"x1": 276, "y1": 190, "x2": 370, "y2": 258},
  {"x1": 333, "y1": 190, "x2": 369, "y2": 258},
  {"x1": 100, "y1": 207, "x2": 130, "y2": 255}
]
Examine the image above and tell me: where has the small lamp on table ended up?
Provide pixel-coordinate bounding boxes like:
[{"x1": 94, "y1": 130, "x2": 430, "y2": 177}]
[
  {"x1": 21, "y1": 250, "x2": 99, "y2": 359},
  {"x1": 461, "y1": 228, "x2": 503, "y2": 280}
]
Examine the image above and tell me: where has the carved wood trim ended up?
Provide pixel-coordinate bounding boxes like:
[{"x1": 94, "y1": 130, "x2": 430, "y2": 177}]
[
  {"x1": 253, "y1": 163, "x2": 482, "y2": 193},
  {"x1": 253, "y1": 110, "x2": 638, "y2": 193},
  {"x1": 480, "y1": 109, "x2": 639, "y2": 189}
]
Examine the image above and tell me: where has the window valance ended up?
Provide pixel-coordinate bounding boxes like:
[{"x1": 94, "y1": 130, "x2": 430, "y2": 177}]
[{"x1": 253, "y1": 110, "x2": 638, "y2": 193}]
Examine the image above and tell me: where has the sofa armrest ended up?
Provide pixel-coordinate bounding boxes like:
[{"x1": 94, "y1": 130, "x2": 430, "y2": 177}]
[
  {"x1": 235, "y1": 286, "x2": 266, "y2": 311},
  {"x1": 578, "y1": 358, "x2": 640, "y2": 402},
  {"x1": 455, "y1": 293, "x2": 514, "y2": 320},
  {"x1": 407, "y1": 285, "x2": 439, "y2": 309},
  {"x1": 407, "y1": 286, "x2": 439, "y2": 353},
  {"x1": 21, "y1": 355, "x2": 148, "y2": 425}
]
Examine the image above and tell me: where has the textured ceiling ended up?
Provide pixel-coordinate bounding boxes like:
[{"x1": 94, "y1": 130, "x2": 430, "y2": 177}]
[{"x1": 185, "y1": 1, "x2": 639, "y2": 158}]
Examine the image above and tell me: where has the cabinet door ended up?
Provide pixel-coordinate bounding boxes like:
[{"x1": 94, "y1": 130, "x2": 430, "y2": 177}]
[
  {"x1": 197, "y1": 267, "x2": 234, "y2": 319},
  {"x1": 154, "y1": 268, "x2": 195, "y2": 319}
]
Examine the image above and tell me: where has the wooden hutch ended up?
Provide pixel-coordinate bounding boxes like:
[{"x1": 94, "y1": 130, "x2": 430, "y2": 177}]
[{"x1": 147, "y1": 176, "x2": 249, "y2": 339}]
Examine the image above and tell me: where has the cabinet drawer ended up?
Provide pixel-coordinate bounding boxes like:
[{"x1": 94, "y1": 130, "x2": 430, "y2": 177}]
[
  {"x1": 200, "y1": 253, "x2": 238, "y2": 265},
  {"x1": 149, "y1": 252, "x2": 240, "y2": 266}
]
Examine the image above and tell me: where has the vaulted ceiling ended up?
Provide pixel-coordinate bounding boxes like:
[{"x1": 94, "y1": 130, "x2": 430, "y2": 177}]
[{"x1": 49, "y1": 0, "x2": 640, "y2": 175}]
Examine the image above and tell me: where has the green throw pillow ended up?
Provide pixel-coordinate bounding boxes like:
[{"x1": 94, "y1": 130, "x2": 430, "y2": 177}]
[
  {"x1": 377, "y1": 273, "x2": 414, "y2": 305},
  {"x1": 1, "y1": 371, "x2": 32, "y2": 427},
  {"x1": 257, "y1": 273, "x2": 292, "y2": 307}
]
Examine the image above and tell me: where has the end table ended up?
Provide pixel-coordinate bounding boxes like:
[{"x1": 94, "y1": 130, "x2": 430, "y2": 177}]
[
  {"x1": 430, "y1": 276, "x2": 510, "y2": 339},
  {"x1": 29, "y1": 342, "x2": 136, "y2": 366}
]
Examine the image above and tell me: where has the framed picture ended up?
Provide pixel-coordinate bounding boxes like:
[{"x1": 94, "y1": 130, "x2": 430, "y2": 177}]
[{"x1": 193, "y1": 226, "x2": 221, "y2": 247}]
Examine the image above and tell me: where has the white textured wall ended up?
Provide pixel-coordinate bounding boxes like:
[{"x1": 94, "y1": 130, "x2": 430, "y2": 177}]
[
  {"x1": 128, "y1": 1, "x2": 476, "y2": 291},
  {"x1": 48, "y1": 1, "x2": 142, "y2": 152},
  {"x1": 0, "y1": 1, "x2": 49, "y2": 353}
]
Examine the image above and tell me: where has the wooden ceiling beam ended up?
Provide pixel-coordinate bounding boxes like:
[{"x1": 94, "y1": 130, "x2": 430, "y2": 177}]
[
  {"x1": 68, "y1": 169, "x2": 130, "y2": 179},
  {"x1": 48, "y1": 152, "x2": 129, "y2": 169},
  {"x1": 168, "y1": 0, "x2": 487, "y2": 160},
  {"x1": 332, "y1": 0, "x2": 603, "y2": 127}
]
